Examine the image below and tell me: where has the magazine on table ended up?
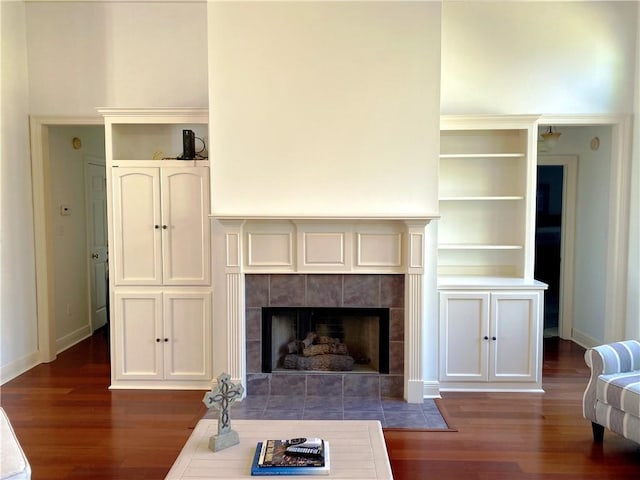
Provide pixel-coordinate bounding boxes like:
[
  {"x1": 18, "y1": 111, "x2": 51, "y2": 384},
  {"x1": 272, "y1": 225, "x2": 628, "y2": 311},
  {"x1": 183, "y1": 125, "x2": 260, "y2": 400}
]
[{"x1": 250, "y1": 437, "x2": 330, "y2": 476}]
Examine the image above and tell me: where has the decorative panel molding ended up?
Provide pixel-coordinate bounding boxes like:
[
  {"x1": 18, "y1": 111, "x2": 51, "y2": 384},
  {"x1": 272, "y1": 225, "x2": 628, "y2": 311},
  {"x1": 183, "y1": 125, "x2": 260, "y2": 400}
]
[
  {"x1": 243, "y1": 220, "x2": 422, "y2": 273},
  {"x1": 356, "y1": 233, "x2": 402, "y2": 268},
  {"x1": 226, "y1": 233, "x2": 241, "y2": 268},
  {"x1": 409, "y1": 232, "x2": 424, "y2": 269},
  {"x1": 301, "y1": 232, "x2": 347, "y2": 269},
  {"x1": 218, "y1": 219, "x2": 245, "y2": 274},
  {"x1": 247, "y1": 232, "x2": 294, "y2": 268},
  {"x1": 404, "y1": 221, "x2": 428, "y2": 274}
]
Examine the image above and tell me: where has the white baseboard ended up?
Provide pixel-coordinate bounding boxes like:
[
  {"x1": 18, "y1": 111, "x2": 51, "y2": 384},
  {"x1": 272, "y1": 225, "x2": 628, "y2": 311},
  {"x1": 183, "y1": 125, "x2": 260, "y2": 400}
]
[
  {"x1": 572, "y1": 328, "x2": 600, "y2": 349},
  {"x1": 109, "y1": 380, "x2": 213, "y2": 390},
  {"x1": 422, "y1": 380, "x2": 441, "y2": 399},
  {"x1": 0, "y1": 351, "x2": 40, "y2": 385},
  {"x1": 56, "y1": 324, "x2": 92, "y2": 354}
]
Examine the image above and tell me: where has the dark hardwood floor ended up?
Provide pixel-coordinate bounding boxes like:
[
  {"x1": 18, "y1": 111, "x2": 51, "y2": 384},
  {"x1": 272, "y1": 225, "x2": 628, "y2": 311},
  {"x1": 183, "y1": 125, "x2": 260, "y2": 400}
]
[
  {"x1": 386, "y1": 339, "x2": 640, "y2": 480},
  {"x1": 2, "y1": 329, "x2": 639, "y2": 479}
]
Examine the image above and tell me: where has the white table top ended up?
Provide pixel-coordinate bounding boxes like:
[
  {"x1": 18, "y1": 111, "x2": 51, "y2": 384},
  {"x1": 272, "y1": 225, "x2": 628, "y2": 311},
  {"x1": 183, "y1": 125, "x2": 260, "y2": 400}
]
[
  {"x1": 1, "y1": 407, "x2": 31, "y2": 480},
  {"x1": 165, "y1": 419, "x2": 394, "y2": 479}
]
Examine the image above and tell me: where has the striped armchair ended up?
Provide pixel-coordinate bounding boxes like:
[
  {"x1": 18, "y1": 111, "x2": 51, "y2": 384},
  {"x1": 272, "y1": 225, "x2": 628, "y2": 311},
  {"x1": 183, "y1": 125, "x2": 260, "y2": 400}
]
[{"x1": 583, "y1": 340, "x2": 640, "y2": 444}]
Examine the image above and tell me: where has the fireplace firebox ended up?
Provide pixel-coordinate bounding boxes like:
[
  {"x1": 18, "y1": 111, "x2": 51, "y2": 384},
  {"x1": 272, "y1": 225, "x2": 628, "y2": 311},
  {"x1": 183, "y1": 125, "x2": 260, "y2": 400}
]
[{"x1": 262, "y1": 307, "x2": 390, "y2": 374}]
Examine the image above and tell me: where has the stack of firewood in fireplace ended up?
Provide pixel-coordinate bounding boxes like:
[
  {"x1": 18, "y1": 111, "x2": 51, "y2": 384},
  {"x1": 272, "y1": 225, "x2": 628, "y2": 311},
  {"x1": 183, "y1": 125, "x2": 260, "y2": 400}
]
[{"x1": 281, "y1": 332, "x2": 355, "y2": 371}]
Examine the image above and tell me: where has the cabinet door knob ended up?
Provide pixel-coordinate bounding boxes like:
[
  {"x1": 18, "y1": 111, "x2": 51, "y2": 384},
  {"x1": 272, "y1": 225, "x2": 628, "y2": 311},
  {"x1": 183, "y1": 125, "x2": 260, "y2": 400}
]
[
  {"x1": 162, "y1": 225, "x2": 168, "y2": 229},
  {"x1": 164, "y1": 338, "x2": 169, "y2": 342},
  {"x1": 156, "y1": 338, "x2": 161, "y2": 342},
  {"x1": 492, "y1": 336, "x2": 497, "y2": 341},
  {"x1": 483, "y1": 336, "x2": 489, "y2": 340},
  {"x1": 154, "y1": 225, "x2": 160, "y2": 229}
]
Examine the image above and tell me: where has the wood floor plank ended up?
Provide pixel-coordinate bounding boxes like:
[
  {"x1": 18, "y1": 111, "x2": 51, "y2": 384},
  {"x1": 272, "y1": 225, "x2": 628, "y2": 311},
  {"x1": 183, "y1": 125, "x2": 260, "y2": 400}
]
[{"x1": 2, "y1": 331, "x2": 640, "y2": 479}]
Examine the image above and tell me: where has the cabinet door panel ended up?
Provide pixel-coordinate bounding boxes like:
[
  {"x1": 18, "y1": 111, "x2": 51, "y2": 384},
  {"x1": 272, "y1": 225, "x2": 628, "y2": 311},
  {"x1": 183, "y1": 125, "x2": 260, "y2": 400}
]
[
  {"x1": 161, "y1": 168, "x2": 210, "y2": 285},
  {"x1": 114, "y1": 291, "x2": 163, "y2": 380},
  {"x1": 112, "y1": 168, "x2": 162, "y2": 285},
  {"x1": 163, "y1": 292, "x2": 212, "y2": 380},
  {"x1": 490, "y1": 292, "x2": 540, "y2": 382},
  {"x1": 439, "y1": 292, "x2": 490, "y2": 382}
]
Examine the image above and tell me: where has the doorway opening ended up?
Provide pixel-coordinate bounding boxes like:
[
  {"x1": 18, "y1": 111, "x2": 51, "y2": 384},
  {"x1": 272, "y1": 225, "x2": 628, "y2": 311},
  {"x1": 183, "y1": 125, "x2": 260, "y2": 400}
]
[
  {"x1": 535, "y1": 154, "x2": 577, "y2": 341},
  {"x1": 30, "y1": 117, "x2": 106, "y2": 362},
  {"x1": 50, "y1": 126, "x2": 107, "y2": 348},
  {"x1": 535, "y1": 165, "x2": 563, "y2": 337}
]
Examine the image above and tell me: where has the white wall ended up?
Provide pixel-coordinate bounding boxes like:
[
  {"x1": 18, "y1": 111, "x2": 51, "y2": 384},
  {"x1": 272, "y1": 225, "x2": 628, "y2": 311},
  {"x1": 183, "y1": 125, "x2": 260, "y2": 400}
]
[
  {"x1": 441, "y1": 1, "x2": 637, "y2": 115},
  {"x1": 49, "y1": 126, "x2": 105, "y2": 351},
  {"x1": 208, "y1": 1, "x2": 441, "y2": 218},
  {"x1": 627, "y1": 4, "x2": 640, "y2": 340},
  {"x1": 25, "y1": 1, "x2": 209, "y2": 115},
  {"x1": 0, "y1": 1, "x2": 39, "y2": 382}
]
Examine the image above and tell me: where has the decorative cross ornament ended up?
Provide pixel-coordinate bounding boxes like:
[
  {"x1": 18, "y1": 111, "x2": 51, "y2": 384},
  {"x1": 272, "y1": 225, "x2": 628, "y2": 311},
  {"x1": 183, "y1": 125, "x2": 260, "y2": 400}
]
[{"x1": 202, "y1": 372, "x2": 244, "y2": 452}]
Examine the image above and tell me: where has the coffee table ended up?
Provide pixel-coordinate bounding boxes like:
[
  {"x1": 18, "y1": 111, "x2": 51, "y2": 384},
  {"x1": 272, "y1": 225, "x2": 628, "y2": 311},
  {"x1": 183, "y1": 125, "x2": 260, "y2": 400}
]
[{"x1": 165, "y1": 419, "x2": 394, "y2": 479}]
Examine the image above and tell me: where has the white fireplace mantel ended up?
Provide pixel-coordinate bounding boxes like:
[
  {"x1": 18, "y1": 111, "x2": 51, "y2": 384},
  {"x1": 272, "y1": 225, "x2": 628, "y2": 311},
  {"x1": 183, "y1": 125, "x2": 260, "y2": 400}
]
[{"x1": 214, "y1": 217, "x2": 434, "y2": 403}]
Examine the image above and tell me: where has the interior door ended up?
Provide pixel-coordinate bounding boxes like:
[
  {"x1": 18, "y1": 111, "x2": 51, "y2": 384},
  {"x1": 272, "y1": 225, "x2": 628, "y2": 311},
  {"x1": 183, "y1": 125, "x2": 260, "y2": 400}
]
[{"x1": 85, "y1": 159, "x2": 108, "y2": 332}]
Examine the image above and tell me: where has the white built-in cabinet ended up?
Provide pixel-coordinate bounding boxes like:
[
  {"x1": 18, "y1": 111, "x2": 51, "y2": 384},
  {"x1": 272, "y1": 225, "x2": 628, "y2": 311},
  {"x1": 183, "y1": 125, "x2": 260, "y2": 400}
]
[
  {"x1": 113, "y1": 290, "x2": 211, "y2": 382},
  {"x1": 111, "y1": 166, "x2": 210, "y2": 285},
  {"x1": 439, "y1": 285, "x2": 543, "y2": 390},
  {"x1": 438, "y1": 116, "x2": 547, "y2": 392},
  {"x1": 101, "y1": 108, "x2": 213, "y2": 389}
]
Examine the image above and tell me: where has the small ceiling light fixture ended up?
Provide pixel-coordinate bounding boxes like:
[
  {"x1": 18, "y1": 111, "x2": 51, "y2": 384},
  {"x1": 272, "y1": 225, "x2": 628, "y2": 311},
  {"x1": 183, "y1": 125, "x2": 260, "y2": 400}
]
[{"x1": 541, "y1": 126, "x2": 561, "y2": 149}]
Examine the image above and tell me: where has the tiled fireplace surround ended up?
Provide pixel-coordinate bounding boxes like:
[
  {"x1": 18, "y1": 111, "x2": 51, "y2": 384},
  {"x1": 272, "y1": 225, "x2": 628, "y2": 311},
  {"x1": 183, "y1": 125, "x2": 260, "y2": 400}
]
[{"x1": 244, "y1": 274, "x2": 405, "y2": 398}]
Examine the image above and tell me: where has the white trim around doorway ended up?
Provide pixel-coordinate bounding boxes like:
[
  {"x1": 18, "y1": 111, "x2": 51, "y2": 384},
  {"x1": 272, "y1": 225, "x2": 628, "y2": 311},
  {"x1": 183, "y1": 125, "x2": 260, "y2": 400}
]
[
  {"x1": 537, "y1": 115, "x2": 633, "y2": 345},
  {"x1": 29, "y1": 116, "x2": 104, "y2": 364}
]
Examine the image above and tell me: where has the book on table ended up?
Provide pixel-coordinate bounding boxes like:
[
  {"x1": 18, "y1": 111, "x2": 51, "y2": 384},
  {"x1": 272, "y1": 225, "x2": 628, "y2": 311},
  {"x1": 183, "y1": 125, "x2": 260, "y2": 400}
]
[{"x1": 250, "y1": 437, "x2": 330, "y2": 476}]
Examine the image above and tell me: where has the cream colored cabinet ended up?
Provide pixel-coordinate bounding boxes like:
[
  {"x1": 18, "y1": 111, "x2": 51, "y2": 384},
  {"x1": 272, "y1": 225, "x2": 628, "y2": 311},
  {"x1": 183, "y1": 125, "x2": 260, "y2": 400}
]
[
  {"x1": 113, "y1": 290, "x2": 212, "y2": 386},
  {"x1": 438, "y1": 285, "x2": 544, "y2": 391},
  {"x1": 111, "y1": 166, "x2": 210, "y2": 286},
  {"x1": 102, "y1": 108, "x2": 213, "y2": 390},
  {"x1": 437, "y1": 116, "x2": 546, "y2": 393}
]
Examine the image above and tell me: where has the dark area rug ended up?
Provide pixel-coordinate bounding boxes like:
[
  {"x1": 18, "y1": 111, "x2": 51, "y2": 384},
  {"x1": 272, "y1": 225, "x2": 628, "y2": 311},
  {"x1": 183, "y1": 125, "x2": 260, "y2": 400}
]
[{"x1": 201, "y1": 395, "x2": 456, "y2": 431}]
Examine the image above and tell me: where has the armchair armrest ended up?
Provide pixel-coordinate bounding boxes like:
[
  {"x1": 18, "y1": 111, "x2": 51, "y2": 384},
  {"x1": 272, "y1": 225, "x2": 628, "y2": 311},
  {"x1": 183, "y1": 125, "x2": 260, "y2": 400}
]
[
  {"x1": 583, "y1": 340, "x2": 640, "y2": 421},
  {"x1": 586, "y1": 340, "x2": 640, "y2": 375}
]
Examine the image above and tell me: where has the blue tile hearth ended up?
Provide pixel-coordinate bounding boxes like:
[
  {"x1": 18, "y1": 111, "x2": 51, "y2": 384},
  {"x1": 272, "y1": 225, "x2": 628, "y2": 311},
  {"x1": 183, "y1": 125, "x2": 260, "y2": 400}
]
[{"x1": 204, "y1": 394, "x2": 450, "y2": 429}]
